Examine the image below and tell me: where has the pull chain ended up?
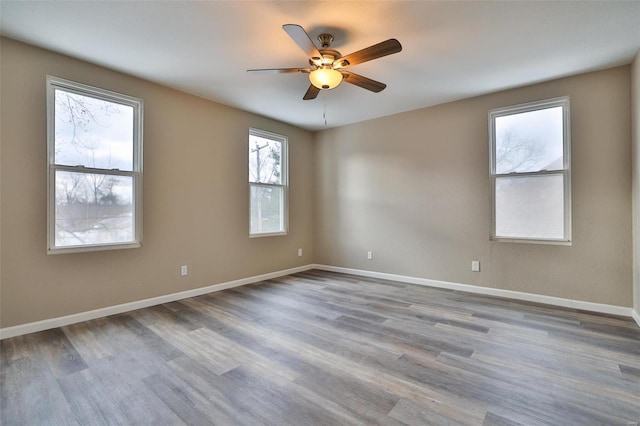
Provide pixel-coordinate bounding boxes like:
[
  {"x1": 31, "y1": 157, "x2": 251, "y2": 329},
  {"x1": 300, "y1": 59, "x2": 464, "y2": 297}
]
[{"x1": 322, "y1": 91, "x2": 328, "y2": 126}]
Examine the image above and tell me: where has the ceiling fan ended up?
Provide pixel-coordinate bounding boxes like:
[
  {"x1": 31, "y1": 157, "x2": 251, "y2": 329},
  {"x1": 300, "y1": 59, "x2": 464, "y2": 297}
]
[{"x1": 248, "y1": 24, "x2": 402, "y2": 100}]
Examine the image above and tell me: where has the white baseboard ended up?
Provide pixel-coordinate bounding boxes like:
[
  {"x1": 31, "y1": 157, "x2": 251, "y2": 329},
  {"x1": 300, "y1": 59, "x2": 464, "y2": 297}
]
[
  {"x1": 3, "y1": 263, "x2": 637, "y2": 339},
  {"x1": 312, "y1": 264, "x2": 635, "y2": 319},
  {"x1": 0, "y1": 264, "x2": 314, "y2": 340}
]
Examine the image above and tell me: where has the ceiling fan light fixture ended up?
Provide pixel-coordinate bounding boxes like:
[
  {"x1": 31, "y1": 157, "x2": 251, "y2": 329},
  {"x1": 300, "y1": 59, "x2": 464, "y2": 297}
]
[{"x1": 309, "y1": 67, "x2": 343, "y2": 90}]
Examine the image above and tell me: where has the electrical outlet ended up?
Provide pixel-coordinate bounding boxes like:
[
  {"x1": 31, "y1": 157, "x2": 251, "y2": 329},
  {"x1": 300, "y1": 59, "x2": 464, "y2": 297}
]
[
  {"x1": 367, "y1": 251, "x2": 373, "y2": 260},
  {"x1": 471, "y1": 261, "x2": 480, "y2": 272},
  {"x1": 298, "y1": 248, "x2": 303, "y2": 257},
  {"x1": 180, "y1": 265, "x2": 188, "y2": 276}
]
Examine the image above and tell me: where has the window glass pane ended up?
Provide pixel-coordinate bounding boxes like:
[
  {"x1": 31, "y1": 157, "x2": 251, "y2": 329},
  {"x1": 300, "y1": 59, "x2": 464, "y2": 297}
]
[
  {"x1": 250, "y1": 185, "x2": 283, "y2": 234},
  {"x1": 55, "y1": 171, "x2": 134, "y2": 247},
  {"x1": 495, "y1": 174, "x2": 564, "y2": 239},
  {"x1": 495, "y1": 106, "x2": 563, "y2": 174},
  {"x1": 54, "y1": 89, "x2": 134, "y2": 171},
  {"x1": 249, "y1": 135, "x2": 282, "y2": 184}
]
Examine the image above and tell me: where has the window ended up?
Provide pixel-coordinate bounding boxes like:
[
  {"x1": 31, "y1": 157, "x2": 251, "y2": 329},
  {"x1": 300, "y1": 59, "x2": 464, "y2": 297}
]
[
  {"x1": 249, "y1": 128, "x2": 288, "y2": 236},
  {"x1": 489, "y1": 97, "x2": 571, "y2": 244},
  {"x1": 47, "y1": 76, "x2": 143, "y2": 253}
]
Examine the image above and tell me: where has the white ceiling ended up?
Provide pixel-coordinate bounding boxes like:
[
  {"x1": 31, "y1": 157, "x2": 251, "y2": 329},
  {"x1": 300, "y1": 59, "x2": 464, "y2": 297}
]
[{"x1": 1, "y1": 1, "x2": 639, "y2": 131}]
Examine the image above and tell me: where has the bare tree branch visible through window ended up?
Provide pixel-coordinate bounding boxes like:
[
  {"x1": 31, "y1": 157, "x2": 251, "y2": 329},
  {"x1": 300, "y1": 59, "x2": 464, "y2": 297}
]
[
  {"x1": 53, "y1": 89, "x2": 135, "y2": 246},
  {"x1": 495, "y1": 128, "x2": 546, "y2": 173}
]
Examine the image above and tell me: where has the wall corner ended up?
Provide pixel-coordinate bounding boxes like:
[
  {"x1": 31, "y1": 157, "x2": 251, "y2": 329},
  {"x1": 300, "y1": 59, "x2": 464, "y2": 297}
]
[{"x1": 632, "y1": 48, "x2": 640, "y2": 317}]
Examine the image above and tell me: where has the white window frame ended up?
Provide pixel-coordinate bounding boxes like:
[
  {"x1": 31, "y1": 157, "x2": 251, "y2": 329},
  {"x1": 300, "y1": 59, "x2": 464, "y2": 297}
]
[
  {"x1": 46, "y1": 76, "x2": 143, "y2": 254},
  {"x1": 489, "y1": 96, "x2": 571, "y2": 245},
  {"x1": 248, "y1": 128, "x2": 288, "y2": 237}
]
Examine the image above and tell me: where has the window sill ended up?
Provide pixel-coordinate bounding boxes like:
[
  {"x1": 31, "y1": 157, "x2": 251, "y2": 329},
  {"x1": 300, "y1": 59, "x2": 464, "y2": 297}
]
[
  {"x1": 47, "y1": 242, "x2": 142, "y2": 255},
  {"x1": 490, "y1": 237, "x2": 572, "y2": 246},
  {"x1": 249, "y1": 231, "x2": 288, "y2": 238}
]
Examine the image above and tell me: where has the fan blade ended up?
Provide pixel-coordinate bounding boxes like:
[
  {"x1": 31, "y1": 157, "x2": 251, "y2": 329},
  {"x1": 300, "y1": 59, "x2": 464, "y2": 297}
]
[
  {"x1": 303, "y1": 85, "x2": 320, "y2": 100},
  {"x1": 333, "y1": 39, "x2": 402, "y2": 68},
  {"x1": 247, "y1": 68, "x2": 311, "y2": 74},
  {"x1": 283, "y1": 24, "x2": 323, "y2": 65},
  {"x1": 341, "y1": 71, "x2": 387, "y2": 93}
]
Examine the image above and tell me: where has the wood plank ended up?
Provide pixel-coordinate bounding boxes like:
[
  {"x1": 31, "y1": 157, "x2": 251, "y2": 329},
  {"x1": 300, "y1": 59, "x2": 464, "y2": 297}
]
[
  {"x1": 388, "y1": 397, "x2": 484, "y2": 426},
  {"x1": 1, "y1": 356, "x2": 79, "y2": 425},
  {"x1": 30, "y1": 328, "x2": 88, "y2": 377},
  {"x1": 57, "y1": 337, "x2": 185, "y2": 425}
]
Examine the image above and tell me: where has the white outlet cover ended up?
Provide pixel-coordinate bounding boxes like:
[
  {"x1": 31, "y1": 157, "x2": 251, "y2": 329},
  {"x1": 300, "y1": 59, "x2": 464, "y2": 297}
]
[{"x1": 471, "y1": 261, "x2": 480, "y2": 272}]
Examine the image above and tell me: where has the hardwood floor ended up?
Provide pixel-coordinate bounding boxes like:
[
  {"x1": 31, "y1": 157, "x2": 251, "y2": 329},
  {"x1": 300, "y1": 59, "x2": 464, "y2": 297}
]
[{"x1": 2, "y1": 270, "x2": 639, "y2": 425}]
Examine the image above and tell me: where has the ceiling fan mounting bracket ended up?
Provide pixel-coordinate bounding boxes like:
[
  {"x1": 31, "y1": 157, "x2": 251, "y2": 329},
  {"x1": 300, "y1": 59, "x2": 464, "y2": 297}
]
[{"x1": 317, "y1": 33, "x2": 334, "y2": 48}]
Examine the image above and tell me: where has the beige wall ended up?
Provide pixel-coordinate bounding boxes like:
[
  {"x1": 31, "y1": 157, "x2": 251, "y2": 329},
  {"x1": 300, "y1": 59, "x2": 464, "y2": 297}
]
[
  {"x1": 632, "y1": 50, "x2": 640, "y2": 315},
  {"x1": 314, "y1": 66, "x2": 632, "y2": 306},
  {"x1": 0, "y1": 38, "x2": 315, "y2": 328}
]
